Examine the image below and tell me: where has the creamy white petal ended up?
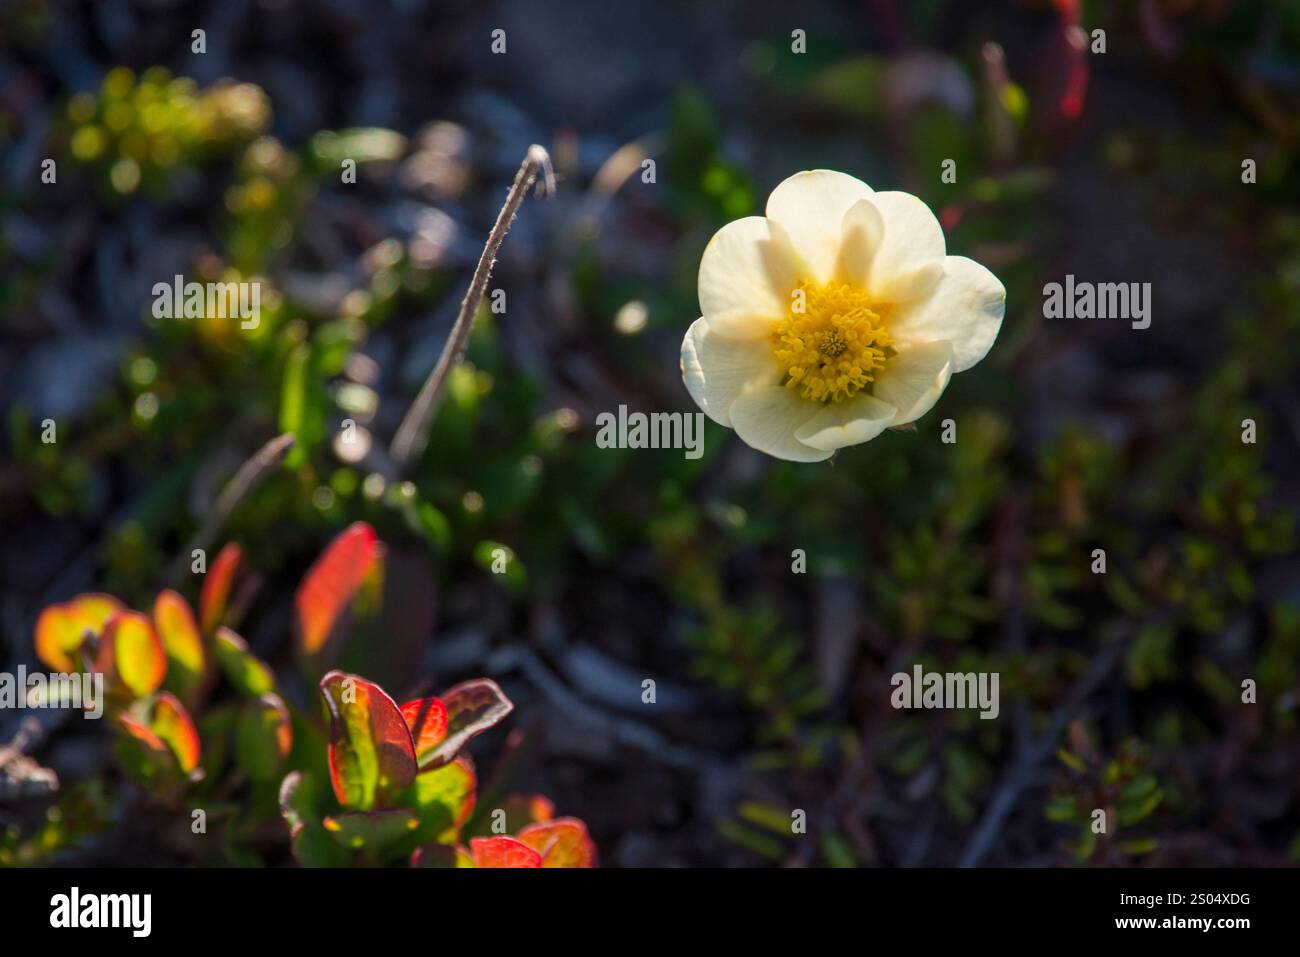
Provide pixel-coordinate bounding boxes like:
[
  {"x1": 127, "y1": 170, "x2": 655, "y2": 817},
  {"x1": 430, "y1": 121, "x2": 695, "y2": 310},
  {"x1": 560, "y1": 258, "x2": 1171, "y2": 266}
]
[
  {"x1": 728, "y1": 385, "x2": 833, "y2": 462},
  {"x1": 859, "y1": 191, "x2": 946, "y2": 299},
  {"x1": 891, "y1": 255, "x2": 1006, "y2": 372},
  {"x1": 765, "y1": 170, "x2": 875, "y2": 286},
  {"x1": 680, "y1": 317, "x2": 781, "y2": 427},
  {"x1": 793, "y1": 393, "x2": 898, "y2": 452},
  {"x1": 872, "y1": 339, "x2": 954, "y2": 426},
  {"x1": 697, "y1": 216, "x2": 800, "y2": 339},
  {"x1": 872, "y1": 258, "x2": 944, "y2": 304},
  {"x1": 840, "y1": 198, "x2": 885, "y2": 288}
]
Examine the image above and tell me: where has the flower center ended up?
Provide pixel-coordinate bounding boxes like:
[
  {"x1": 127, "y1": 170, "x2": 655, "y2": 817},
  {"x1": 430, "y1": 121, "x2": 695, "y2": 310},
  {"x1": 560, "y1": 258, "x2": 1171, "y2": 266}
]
[{"x1": 771, "y1": 280, "x2": 893, "y2": 403}]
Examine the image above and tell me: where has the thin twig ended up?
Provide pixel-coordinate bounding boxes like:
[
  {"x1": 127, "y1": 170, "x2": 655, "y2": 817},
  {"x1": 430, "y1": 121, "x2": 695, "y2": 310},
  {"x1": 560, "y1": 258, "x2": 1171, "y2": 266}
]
[
  {"x1": 389, "y1": 144, "x2": 555, "y2": 469},
  {"x1": 167, "y1": 432, "x2": 295, "y2": 585},
  {"x1": 958, "y1": 637, "x2": 1127, "y2": 867}
]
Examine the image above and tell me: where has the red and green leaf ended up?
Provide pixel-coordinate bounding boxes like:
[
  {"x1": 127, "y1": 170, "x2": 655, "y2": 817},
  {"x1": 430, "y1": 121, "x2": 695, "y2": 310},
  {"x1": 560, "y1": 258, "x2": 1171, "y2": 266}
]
[
  {"x1": 469, "y1": 836, "x2": 542, "y2": 868},
  {"x1": 34, "y1": 593, "x2": 123, "y2": 672},
  {"x1": 153, "y1": 590, "x2": 206, "y2": 703},
  {"x1": 295, "y1": 522, "x2": 383, "y2": 663},
  {"x1": 151, "y1": 692, "x2": 202, "y2": 774},
  {"x1": 516, "y1": 817, "x2": 597, "y2": 868},
  {"x1": 116, "y1": 711, "x2": 183, "y2": 787},
  {"x1": 418, "y1": 678, "x2": 513, "y2": 770},
  {"x1": 97, "y1": 611, "x2": 167, "y2": 698},
  {"x1": 319, "y1": 671, "x2": 416, "y2": 811}
]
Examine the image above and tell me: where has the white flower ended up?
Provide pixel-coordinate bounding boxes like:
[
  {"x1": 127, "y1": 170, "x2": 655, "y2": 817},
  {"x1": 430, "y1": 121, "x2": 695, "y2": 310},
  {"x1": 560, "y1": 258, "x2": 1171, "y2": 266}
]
[{"x1": 680, "y1": 170, "x2": 1006, "y2": 462}]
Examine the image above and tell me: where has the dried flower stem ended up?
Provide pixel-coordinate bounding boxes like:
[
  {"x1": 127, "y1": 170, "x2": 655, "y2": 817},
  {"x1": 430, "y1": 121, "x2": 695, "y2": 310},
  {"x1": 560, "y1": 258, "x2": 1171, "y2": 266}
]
[{"x1": 389, "y1": 144, "x2": 555, "y2": 470}]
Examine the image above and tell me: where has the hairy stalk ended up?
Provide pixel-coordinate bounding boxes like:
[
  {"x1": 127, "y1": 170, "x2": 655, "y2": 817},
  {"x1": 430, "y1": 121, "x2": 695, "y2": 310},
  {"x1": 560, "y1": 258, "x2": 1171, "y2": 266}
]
[
  {"x1": 389, "y1": 144, "x2": 555, "y2": 469},
  {"x1": 167, "y1": 432, "x2": 295, "y2": 585}
]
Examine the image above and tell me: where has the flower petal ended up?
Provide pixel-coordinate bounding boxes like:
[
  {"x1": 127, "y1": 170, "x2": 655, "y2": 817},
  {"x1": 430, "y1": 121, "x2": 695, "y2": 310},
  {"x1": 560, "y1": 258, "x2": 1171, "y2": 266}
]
[
  {"x1": 840, "y1": 198, "x2": 885, "y2": 289},
  {"x1": 874, "y1": 259, "x2": 945, "y2": 304},
  {"x1": 727, "y1": 385, "x2": 833, "y2": 462},
  {"x1": 859, "y1": 191, "x2": 946, "y2": 299},
  {"x1": 698, "y1": 216, "x2": 800, "y2": 338},
  {"x1": 873, "y1": 340, "x2": 954, "y2": 426},
  {"x1": 681, "y1": 318, "x2": 780, "y2": 427},
  {"x1": 793, "y1": 393, "x2": 897, "y2": 452},
  {"x1": 766, "y1": 170, "x2": 875, "y2": 286},
  {"x1": 892, "y1": 255, "x2": 1006, "y2": 372}
]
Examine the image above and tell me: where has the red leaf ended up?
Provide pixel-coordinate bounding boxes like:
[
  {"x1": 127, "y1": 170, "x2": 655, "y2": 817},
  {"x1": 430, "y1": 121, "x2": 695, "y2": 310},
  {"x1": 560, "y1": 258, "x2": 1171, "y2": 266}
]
[
  {"x1": 295, "y1": 523, "x2": 383, "y2": 660},
  {"x1": 200, "y1": 543, "x2": 243, "y2": 636},
  {"x1": 516, "y1": 817, "x2": 597, "y2": 868},
  {"x1": 118, "y1": 713, "x2": 168, "y2": 753},
  {"x1": 319, "y1": 671, "x2": 416, "y2": 810},
  {"x1": 400, "y1": 697, "x2": 449, "y2": 763},
  {"x1": 470, "y1": 836, "x2": 542, "y2": 868}
]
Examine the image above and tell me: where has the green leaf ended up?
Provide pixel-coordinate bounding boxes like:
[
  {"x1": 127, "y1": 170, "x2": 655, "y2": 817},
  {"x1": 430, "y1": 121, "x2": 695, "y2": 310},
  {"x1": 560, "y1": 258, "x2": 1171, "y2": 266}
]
[
  {"x1": 213, "y1": 627, "x2": 275, "y2": 696},
  {"x1": 234, "y1": 693, "x2": 293, "y2": 779},
  {"x1": 323, "y1": 809, "x2": 420, "y2": 853},
  {"x1": 279, "y1": 771, "x2": 350, "y2": 867},
  {"x1": 406, "y1": 756, "x2": 476, "y2": 845},
  {"x1": 279, "y1": 341, "x2": 324, "y2": 468}
]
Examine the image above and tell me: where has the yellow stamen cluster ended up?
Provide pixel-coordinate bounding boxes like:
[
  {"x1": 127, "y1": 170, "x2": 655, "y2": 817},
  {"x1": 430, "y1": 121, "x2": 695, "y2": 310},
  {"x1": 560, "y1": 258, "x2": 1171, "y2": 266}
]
[{"x1": 771, "y1": 280, "x2": 892, "y2": 403}]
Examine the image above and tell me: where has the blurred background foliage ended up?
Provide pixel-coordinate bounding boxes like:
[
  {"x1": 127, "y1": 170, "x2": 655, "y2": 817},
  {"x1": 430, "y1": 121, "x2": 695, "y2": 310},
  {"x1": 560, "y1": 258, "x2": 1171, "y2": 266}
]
[{"x1": 1, "y1": 0, "x2": 1299, "y2": 866}]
